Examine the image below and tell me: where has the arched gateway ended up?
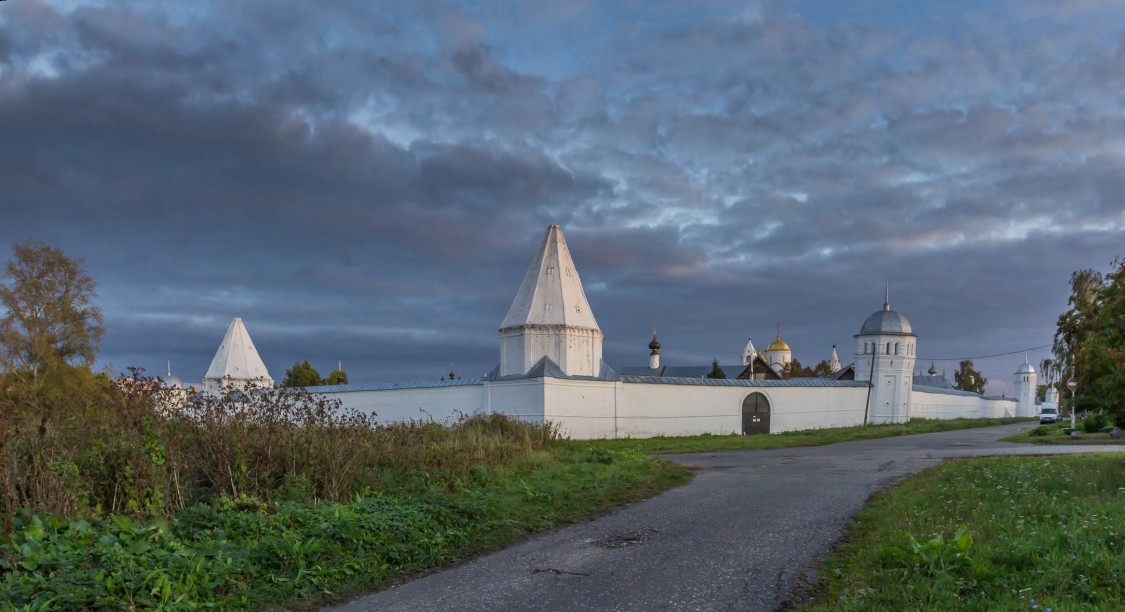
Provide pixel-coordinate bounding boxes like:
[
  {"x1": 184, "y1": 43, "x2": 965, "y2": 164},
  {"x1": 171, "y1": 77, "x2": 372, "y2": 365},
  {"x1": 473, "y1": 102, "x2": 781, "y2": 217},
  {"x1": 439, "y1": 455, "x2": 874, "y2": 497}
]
[{"x1": 741, "y1": 392, "x2": 770, "y2": 435}]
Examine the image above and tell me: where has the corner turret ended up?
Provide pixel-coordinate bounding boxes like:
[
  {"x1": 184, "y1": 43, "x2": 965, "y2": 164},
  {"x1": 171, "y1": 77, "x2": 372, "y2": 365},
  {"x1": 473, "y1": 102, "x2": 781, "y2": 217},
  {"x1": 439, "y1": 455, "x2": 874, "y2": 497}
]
[{"x1": 499, "y1": 225, "x2": 603, "y2": 378}]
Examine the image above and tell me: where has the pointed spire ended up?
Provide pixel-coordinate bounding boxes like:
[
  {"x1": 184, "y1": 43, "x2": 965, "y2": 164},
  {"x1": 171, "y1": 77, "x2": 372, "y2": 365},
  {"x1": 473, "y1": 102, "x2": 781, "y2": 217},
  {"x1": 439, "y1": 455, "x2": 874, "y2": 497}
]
[
  {"x1": 203, "y1": 317, "x2": 273, "y2": 388},
  {"x1": 742, "y1": 336, "x2": 757, "y2": 366},
  {"x1": 830, "y1": 344, "x2": 841, "y2": 372},
  {"x1": 884, "y1": 280, "x2": 890, "y2": 311},
  {"x1": 499, "y1": 225, "x2": 600, "y2": 331},
  {"x1": 167, "y1": 359, "x2": 172, "y2": 377},
  {"x1": 776, "y1": 321, "x2": 781, "y2": 339}
]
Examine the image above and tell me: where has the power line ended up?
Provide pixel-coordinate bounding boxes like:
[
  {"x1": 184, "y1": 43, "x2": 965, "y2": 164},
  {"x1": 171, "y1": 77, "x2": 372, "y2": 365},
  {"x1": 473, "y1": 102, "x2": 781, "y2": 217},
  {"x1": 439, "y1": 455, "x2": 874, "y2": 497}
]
[{"x1": 927, "y1": 344, "x2": 1053, "y2": 362}]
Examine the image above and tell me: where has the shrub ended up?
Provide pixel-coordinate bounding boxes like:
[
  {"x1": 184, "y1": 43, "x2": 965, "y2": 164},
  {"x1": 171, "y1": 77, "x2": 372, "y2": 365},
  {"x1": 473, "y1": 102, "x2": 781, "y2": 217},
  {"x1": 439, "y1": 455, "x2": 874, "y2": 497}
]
[
  {"x1": 1082, "y1": 411, "x2": 1109, "y2": 433},
  {"x1": 1028, "y1": 426, "x2": 1051, "y2": 437},
  {"x1": 0, "y1": 367, "x2": 558, "y2": 534}
]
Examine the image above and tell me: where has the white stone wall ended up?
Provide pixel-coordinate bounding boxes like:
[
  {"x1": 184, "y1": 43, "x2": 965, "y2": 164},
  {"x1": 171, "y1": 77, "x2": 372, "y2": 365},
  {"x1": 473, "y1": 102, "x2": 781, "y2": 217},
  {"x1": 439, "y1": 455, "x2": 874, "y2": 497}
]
[
  {"x1": 910, "y1": 388, "x2": 1017, "y2": 420},
  {"x1": 315, "y1": 384, "x2": 487, "y2": 423},
  {"x1": 541, "y1": 380, "x2": 870, "y2": 439},
  {"x1": 314, "y1": 377, "x2": 1020, "y2": 440}
]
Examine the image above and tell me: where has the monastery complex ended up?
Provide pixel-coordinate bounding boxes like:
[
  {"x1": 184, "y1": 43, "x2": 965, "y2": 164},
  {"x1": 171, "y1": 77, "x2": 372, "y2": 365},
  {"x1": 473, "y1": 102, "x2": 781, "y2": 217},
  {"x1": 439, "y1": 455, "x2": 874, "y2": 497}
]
[{"x1": 177, "y1": 225, "x2": 1040, "y2": 439}]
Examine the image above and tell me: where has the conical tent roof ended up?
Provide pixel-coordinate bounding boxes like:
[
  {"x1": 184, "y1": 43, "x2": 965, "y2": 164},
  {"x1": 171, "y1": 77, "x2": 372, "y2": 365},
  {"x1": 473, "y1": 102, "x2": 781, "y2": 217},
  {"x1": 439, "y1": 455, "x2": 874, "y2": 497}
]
[
  {"x1": 500, "y1": 225, "x2": 600, "y2": 331},
  {"x1": 204, "y1": 318, "x2": 273, "y2": 384}
]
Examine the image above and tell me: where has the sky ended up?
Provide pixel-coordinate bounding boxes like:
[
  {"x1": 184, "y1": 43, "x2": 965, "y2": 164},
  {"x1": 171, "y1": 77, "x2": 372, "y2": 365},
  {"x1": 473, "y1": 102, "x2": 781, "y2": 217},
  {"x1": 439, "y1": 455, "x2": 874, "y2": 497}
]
[{"x1": 2, "y1": 0, "x2": 1124, "y2": 395}]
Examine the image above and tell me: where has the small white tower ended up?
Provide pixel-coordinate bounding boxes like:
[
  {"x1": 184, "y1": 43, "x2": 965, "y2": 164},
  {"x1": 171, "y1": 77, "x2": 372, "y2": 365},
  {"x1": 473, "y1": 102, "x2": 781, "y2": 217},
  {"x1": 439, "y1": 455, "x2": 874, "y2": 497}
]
[
  {"x1": 741, "y1": 337, "x2": 757, "y2": 366},
  {"x1": 648, "y1": 330, "x2": 661, "y2": 370},
  {"x1": 829, "y1": 344, "x2": 841, "y2": 373},
  {"x1": 854, "y1": 283, "x2": 916, "y2": 424},
  {"x1": 763, "y1": 324, "x2": 792, "y2": 374},
  {"x1": 1014, "y1": 356, "x2": 1037, "y2": 418},
  {"x1": 499, "y1": 225, "x2": 603, "y2": 378},
  {"x1": 203, "y1": 317, "x2": 274, "y2": 394}
]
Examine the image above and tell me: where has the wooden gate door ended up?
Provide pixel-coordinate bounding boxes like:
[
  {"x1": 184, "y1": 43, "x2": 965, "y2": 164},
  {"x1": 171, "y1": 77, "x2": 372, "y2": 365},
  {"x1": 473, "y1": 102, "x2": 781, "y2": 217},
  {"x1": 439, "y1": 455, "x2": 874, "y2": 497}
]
[{"x1": 741, "y1": 392, "x2": 770, "y2": 435}]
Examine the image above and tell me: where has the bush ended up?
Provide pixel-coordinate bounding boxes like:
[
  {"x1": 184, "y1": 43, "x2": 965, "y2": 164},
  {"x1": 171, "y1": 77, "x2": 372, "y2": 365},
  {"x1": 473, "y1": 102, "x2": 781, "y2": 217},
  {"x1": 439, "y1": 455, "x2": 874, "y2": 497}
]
[
  {"x1": 0, "y1": 367, "x2": 558, "y2": 534},
  {"x1": 1028, "y1": 426, "x2": 1051, "y2": 437},
  {"x1": 1082, "y1": 411, "x2": 1109, "y2": 433}
]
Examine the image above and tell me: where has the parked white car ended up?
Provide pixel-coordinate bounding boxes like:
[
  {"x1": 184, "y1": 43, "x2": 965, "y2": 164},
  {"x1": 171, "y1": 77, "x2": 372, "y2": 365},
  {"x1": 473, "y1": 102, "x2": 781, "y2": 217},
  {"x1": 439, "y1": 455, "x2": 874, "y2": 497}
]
[{"x1": 1040, "y1": 407, "x2": 1060, "y2": 424}]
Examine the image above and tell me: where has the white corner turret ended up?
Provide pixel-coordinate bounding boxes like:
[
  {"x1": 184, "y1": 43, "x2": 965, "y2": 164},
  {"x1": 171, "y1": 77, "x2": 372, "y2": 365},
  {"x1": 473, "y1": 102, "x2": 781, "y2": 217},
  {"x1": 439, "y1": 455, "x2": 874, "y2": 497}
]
[
  {"x1": 1014, "y1": 356, "x2": 1037, "y2": 418},
  {"x1": 499, "y1": 225, "x2": 603, "y2": 378},
  {"x1": 854, "y1": 282, "x2": 916, "y2": 423},
  {"x1": 203, "y1": 317, "x2": 274, "y2": 394}
]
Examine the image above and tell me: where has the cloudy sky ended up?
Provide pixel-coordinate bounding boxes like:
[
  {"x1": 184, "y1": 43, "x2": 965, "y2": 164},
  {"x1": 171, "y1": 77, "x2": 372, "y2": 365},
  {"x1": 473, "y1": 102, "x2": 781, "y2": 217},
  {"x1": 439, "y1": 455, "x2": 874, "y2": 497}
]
[{"x1": 2, "y1": 0, "x2": 1124, "y2": 394}]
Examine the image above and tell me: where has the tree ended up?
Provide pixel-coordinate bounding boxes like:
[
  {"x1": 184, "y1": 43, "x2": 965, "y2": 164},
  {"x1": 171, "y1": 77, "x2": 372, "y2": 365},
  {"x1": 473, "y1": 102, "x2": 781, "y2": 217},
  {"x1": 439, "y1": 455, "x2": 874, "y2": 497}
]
[
  {"x1": 0, "y1": 242, "x2": 104, "y2": 386},
  {"x1": 325, "y1": 363, "x2": 348, "y2": 385},
  {"x1": 953, "y1": 359, "x2": 987, "y2": 395},
  {"x1": 705, "y1": 359, "x2": 726, "y2": 379},
  {"x1": 282, "y1": 360, "x2": 322, "y2": 387},
  {"x1": 812, "y1": 360, "x2": 835, "y2": 378},
  {"x1": 1053, "y1": 268, "x2": 1103, "y2": 381},
  {"x1": 1063, "y1": 256, "x2": 1125, "y2": 425}
]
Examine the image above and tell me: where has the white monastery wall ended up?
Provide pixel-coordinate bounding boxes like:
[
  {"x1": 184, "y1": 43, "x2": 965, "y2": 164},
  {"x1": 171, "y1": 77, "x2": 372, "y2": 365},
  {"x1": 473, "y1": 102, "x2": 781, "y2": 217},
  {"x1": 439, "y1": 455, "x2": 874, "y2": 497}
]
[
  {"x1": 542, "y1": 378, "x2": 621, "y2": 439},
  {"x1": 910, "y1": 388, "x2": 1017, "y2": 420},
  {"x1": 310, "y1": 378, "x2": 1023, "y2": 439},
  {"x1": 317, "y1": 384, "x2": 486, "y2": 424},
  {"x1": 535, "y1": 379, "x2": 872, "y2": 439}
]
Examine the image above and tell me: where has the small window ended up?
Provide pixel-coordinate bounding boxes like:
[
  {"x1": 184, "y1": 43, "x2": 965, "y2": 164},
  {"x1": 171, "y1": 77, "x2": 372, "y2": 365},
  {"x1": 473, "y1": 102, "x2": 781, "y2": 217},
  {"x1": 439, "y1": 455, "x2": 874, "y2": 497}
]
[
  {"x1": 886, "y1": 342, "x2": 891, "y2": 354},
  {"x1": 895, "y1": 342, "x2": 900, "y2": 355}
]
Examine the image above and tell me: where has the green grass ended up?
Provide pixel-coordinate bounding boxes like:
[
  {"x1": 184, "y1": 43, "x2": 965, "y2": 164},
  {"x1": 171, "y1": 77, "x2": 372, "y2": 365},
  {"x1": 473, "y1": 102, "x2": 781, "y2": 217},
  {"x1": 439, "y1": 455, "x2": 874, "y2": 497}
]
[
  {"x1": 576, "y1": 417, "x2": 1034, "y2": 454},
  {"x1": 0, "y1": 444, "x2": 688, "y2": 610},
  {"x1": 806, "y1": 454, "x2": 1125, "y2": 610},
  {"x1": 1003, "y1": 421, "x2": 1125, "y2": 445}
]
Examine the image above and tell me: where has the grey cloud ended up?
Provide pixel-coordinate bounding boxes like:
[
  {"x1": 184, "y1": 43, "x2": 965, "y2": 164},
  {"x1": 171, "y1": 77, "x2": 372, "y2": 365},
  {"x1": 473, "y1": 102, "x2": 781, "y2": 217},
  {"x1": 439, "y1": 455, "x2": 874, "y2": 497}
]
[{"x1": 1, "y1": 0, "x2": 1122, "y2": 396}]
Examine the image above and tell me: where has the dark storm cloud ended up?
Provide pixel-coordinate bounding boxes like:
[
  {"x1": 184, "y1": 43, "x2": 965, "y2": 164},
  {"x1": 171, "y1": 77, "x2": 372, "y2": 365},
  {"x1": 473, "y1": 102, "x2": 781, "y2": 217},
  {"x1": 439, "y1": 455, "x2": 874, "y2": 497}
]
[{"x1": 1, "y1": 0, "x2": 1122, "y2": 392}]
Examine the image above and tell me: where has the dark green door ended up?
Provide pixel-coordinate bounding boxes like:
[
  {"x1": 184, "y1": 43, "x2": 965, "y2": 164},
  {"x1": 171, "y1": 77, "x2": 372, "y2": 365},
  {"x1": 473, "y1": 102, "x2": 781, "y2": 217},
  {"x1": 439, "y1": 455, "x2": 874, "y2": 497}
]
[{"x1": 741, "y1": 392, "x2": 770, "y2": 435}]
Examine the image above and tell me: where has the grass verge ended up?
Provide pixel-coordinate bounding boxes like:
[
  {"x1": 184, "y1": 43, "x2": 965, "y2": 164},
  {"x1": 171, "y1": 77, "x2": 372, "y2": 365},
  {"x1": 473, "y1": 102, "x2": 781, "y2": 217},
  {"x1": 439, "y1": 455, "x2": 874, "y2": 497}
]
[
  {"x1": 806, "y1": 453, "x2": 1125, "y2": 610},
  {"x1": 1003, "y1": 423, "x2": 1125, "y2": 445},
  {"x1": 0, "y1": 443, "x2": 688, "y2": 609},
  {"x1": 579, "y1": 417, "x2": 1034, "y2": 454}
]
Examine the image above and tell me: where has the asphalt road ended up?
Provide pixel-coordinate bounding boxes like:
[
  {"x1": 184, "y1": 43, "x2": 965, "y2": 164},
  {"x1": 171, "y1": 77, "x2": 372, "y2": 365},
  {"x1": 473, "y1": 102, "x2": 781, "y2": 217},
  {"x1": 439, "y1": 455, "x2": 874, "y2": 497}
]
[{"x1": 329, "y1": 423, "x2": 1125, "y2": 611}]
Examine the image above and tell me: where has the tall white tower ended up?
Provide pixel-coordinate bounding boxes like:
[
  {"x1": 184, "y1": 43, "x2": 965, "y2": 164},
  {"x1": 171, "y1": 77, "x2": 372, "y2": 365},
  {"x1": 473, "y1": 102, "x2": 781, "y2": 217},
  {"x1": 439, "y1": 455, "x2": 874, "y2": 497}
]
[
  {"x1": 1014, "y1": 358, "x2": 1037, "y2": 418},
  {"x1": 203, "y1": 317, "x2": 274, "y2": 394},
  {"x1": 854, "y1": 284, "x2": 917, "y2": 423},
  {"x1": 499, "y1": 225, "x2": 603, "y2": 378}
]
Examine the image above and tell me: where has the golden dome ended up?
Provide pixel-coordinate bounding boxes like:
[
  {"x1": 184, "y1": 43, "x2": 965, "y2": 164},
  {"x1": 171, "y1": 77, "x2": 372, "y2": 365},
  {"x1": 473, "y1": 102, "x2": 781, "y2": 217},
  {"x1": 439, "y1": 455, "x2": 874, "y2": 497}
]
[{"x1": 766, "y1": 337, "x2": 791, "y2": 352}]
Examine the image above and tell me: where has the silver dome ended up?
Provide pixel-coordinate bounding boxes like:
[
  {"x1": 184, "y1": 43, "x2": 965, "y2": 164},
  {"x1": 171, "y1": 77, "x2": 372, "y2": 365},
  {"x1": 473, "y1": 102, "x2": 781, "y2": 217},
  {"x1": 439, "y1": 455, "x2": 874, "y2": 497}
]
[
  {"x1": 1016, "y1": 362, "x2": 1035, "y2": 374},
  {"x1": 160, "y1": 374, "x2": 186, "y2": 389},
  {"x1": 859, "y1": 308, "x2": 913, "y2": 335}
]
